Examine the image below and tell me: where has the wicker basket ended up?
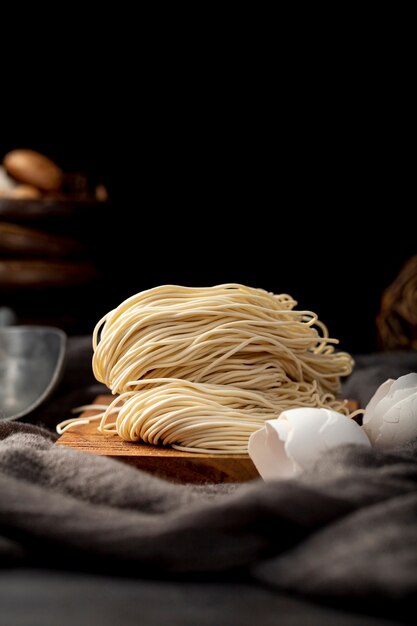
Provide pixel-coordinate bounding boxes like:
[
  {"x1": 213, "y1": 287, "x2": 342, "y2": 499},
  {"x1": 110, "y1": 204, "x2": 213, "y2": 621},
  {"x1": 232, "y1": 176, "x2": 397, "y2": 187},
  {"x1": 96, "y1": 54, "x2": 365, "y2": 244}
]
[{"x1": 377, "y1": 255, "x2": 417, "y2": 350}]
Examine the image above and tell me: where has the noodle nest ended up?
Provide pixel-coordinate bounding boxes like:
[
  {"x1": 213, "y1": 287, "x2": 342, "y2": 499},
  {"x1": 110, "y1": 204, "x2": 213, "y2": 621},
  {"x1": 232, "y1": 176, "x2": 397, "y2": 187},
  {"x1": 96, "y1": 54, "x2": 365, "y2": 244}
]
[{"x1": 57, "y1": 284, "x2": 353, "y2": 454}]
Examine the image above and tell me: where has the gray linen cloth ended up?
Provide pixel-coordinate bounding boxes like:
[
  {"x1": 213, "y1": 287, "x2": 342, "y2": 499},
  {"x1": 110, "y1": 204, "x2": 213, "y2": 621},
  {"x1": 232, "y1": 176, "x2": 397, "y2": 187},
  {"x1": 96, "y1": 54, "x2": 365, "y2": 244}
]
[{"x1": 0, "y1": 339, "x2": 417, "y2": 625}]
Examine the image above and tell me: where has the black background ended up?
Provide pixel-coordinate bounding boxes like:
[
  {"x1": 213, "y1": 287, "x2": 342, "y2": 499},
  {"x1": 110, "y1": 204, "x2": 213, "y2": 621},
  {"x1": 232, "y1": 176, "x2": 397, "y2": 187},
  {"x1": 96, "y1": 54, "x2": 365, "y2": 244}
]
[{"x1": 1, "y1": 79, "x2": 414, "y2": 355}]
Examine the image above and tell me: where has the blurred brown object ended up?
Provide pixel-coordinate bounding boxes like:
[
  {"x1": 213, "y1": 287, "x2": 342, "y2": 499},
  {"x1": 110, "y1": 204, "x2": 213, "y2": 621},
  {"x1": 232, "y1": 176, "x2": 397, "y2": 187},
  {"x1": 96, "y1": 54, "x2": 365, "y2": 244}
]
[
  {"x1": 95, "y1": 184, "x2": 109, "y2": 201},
  {"x1": 1, "y1": 149, "x2": 108, "y2": 204},
  {"x1": 0, "y1": 184, "x2": 42, "y2": 199},
  {"x1": 0, "y1": 148, "x2": 109, "y2": 333},
  {"x1": 0, "y1": 197, "x2": 105, "y2": 223},
  {"x1": 62, "y1": 171, "x2": 90, "y2": 195},
  {"x1": 3, "y1": 149, "x2": 63, "y2": 191},
  {"x1": 0, "y1": 259, "x2": 96, "y2": 289},
  {"x1": 0, "y1": 165, "x2": 17, "y2": 191},
  {"x1": 0, "y1": 223, "x2": 83, "y2": 258},
  {"x1": 377, "y1": 254, "x2": 417, "y2": 350}
]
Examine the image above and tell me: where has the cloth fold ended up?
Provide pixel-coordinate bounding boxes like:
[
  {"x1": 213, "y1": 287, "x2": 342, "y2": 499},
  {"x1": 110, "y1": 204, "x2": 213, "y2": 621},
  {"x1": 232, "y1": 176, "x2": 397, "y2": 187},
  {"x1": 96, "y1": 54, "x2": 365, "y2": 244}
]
[{"x1": 1, "y1": 420, "x2": 416, "y2": 621}]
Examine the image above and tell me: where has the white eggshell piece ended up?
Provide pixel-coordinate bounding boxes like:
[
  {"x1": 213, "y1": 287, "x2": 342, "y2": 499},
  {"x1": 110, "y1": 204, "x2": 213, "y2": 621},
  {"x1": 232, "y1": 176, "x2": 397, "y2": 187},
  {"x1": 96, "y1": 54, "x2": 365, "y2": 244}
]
[
  {"x1": 390, "y1": 372, "x2": 417, "y2": 392},
  {"x1": 248, "y1": 420, "x2": 294, "y2": 480},
  {"x1": 280, "y1": 408, "x2": 329, "y2": 468},
  {"x1": 363, "y1": 373, "x2": 417, "y2": 449},
  {"x1": 319, "y1": 411, "x2": 371, "y2": 448},
  {"x1": 371, "y1": 387, "x2": 416, "y2": 426},
  {"x1": 363, "y1": 379, "x2": 397, "y2": 442},
  {"x1": 248, "y1": 408, "x2": 370, "y2": 481},
  {"x1": 374, "y1": 391, "x2": 417, "y2": 448},
  {"x1": 272, "y1": 418, "x2": 291, "y2": 441},
  {"x1": 363, "y1": 379, "x2": 394, "y2": 426}
]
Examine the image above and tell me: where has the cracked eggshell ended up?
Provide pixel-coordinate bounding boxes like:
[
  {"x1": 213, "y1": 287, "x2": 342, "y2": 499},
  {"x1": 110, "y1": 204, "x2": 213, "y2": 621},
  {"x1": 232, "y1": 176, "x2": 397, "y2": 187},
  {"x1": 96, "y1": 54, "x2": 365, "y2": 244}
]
[
  {"x1": 362, "y1": 373, "x2": 417, "y2": 449},
  {"x1": 248, "y1": 408, "x2": 371, "y2": 481}
]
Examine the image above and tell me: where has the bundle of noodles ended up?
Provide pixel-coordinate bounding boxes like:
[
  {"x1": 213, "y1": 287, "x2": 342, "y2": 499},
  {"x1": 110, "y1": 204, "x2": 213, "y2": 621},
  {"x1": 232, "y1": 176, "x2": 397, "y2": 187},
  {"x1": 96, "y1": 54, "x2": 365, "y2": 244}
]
[{"x1": 57, "y1": 284, "x2": 353, "y2": 453}]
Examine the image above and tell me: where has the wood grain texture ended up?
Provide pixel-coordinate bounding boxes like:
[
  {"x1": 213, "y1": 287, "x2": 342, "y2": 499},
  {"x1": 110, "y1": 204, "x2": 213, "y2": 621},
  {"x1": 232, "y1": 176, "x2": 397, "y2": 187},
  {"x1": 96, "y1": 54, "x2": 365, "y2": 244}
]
[
  {"x1": 0, "y1": 198, "x2": 109, "y2": 223},
  {"x1": 0, "y1": 222, "x2": 83, "y2": 257},
  {"x1": 56, "y1": 395, "x2": 260, "y2": 484},
  {"x1": 56, "y1": 396, "x2": 359, "y2": 483},
  {"x1": 0, "y1": 259, "x2": 96, "y2": 289}
]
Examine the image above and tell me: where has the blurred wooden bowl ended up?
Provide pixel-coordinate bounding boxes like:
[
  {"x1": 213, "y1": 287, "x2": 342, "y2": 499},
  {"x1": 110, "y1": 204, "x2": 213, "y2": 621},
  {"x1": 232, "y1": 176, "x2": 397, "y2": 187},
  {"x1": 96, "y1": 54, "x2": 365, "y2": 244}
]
[
  {"x1": 0, "y1": 223, "x2": 83, "y2": 258},
  {"x1": 0, "y1": 197, "x2": 109, "y2": 224},
  {"x1": 0, "y1": 259, "x2": 97, "y2": 289}
]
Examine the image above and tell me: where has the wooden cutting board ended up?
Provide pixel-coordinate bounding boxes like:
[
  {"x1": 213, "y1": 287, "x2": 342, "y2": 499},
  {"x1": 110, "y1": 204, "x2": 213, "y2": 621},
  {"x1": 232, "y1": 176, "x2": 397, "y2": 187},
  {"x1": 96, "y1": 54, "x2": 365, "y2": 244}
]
[{"x1": 56, "y1": 395, "x2": 260, "y2": 484}]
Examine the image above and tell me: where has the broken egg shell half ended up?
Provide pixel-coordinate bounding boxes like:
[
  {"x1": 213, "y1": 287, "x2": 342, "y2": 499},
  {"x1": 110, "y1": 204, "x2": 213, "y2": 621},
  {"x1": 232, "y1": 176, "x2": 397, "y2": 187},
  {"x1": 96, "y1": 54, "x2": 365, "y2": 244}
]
[
  {"x1": 248, "y1": 408, "x2": 371, "y2": 481},
  {"x1": 362, "y1": 373, "x2": 417, "y2": 449}
]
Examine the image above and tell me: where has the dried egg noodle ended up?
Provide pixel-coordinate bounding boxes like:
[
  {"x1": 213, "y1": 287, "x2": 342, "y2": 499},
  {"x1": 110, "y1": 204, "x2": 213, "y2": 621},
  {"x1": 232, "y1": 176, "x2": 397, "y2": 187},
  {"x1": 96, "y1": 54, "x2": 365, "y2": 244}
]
[{"x1": 57, "y1": 284, "x2": 353, "y2": 454}]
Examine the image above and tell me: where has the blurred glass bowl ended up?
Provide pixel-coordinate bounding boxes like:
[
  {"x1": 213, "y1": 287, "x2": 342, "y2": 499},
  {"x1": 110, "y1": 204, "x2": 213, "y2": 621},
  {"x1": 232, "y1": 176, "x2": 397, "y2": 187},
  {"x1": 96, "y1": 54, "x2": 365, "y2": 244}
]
[{"x1": 0, "y1": 326, "x2": 66, "y2": 420}]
